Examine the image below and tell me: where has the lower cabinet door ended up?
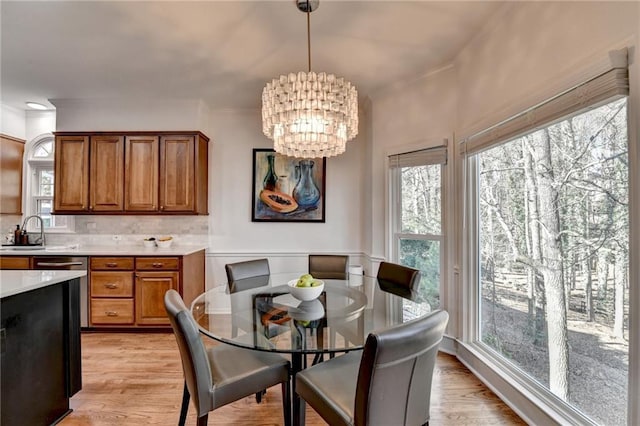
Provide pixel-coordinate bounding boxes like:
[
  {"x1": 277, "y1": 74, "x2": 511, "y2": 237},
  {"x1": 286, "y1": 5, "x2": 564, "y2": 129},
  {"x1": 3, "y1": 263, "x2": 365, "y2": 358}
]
[{"x1": 135, "y1": 271, "x2": 179, "y2": 325}]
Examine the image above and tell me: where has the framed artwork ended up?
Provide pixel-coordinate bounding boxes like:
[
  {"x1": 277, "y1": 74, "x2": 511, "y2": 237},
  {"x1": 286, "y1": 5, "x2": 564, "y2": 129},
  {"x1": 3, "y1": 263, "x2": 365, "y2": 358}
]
[{"x1": 252, "y1": 148, "x2": 326, "y2": 222}]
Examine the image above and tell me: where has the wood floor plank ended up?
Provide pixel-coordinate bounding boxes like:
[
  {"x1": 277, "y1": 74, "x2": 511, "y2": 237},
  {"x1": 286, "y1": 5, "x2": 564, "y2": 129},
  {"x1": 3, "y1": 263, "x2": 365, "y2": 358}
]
[{"x1": 59, "y1": 333, "x2": 524, "y2": 425}]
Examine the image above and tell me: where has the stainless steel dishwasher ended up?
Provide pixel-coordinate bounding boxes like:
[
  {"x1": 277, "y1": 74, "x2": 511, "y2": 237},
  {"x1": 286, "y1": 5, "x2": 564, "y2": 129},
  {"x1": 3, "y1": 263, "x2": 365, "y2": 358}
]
[{"x1": 33, "y1": 256, "x2": 88, "y2": 327}]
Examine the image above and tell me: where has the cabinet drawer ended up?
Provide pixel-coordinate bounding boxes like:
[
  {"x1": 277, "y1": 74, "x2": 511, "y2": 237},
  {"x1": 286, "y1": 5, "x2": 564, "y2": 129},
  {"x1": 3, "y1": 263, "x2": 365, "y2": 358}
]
[
  {"x1": 90, "y1": 272, "x2": 134, "y2": 297},
  {"x1": 136, "y1": 257, "x2": 179, "y2": 270},
  {"x1": 91, "y1": 257, "x2": 134, "y2": 270},
  {"x1": 91, "y1": 299, "x2": 134, "y2": 324},
  {"x1": 0, "y1": 256, "x2": 30, "y2": 269}
]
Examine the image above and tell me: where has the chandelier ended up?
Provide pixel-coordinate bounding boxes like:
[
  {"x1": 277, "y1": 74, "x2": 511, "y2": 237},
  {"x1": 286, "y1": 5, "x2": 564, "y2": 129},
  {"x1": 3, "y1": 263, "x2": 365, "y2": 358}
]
[{"x1": 262, "y1": 0, "x2": 358, "y2": 159}]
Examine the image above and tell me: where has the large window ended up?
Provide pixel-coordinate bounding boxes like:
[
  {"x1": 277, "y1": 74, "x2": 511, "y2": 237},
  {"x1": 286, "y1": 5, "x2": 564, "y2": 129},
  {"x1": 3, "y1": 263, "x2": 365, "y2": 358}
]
[
  {"x1": 475, "y1": 97, "x2": 629, "y2": 424},
  {"x1": 26, "y1": 136, "x2": 73, "y2": 232},
  {"x1": 389, "y1": 147, "x2": 446, "y2": 314}
]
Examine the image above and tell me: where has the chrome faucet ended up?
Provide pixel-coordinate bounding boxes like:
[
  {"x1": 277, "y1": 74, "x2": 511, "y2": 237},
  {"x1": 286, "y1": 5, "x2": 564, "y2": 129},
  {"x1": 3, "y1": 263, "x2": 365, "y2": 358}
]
[{"x1": 21, "y1": 215, "x2": 46, "y2": 246}]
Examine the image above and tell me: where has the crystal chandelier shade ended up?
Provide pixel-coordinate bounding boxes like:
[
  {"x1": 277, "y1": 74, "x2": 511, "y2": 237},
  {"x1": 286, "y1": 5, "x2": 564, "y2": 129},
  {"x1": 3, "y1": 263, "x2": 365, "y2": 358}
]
[
  {"x1": 262, "y1": 71, "x2": 358, "y2": 158},
  {"x1": 261, "y1": 1, "x2": 358, "y2": 159}
]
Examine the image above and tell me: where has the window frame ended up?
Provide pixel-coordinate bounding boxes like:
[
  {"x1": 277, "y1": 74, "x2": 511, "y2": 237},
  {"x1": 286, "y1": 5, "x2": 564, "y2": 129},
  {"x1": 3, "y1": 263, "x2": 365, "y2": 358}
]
[
  {"x1": 388, "y1": 145, "x2": 447, "y2": 312},
  {"x1": 24, "y1": 134, "x2": 74, "y2": 233},
  {"x1": 461, "y1": 92, "x2": 635, "y2": 424}
]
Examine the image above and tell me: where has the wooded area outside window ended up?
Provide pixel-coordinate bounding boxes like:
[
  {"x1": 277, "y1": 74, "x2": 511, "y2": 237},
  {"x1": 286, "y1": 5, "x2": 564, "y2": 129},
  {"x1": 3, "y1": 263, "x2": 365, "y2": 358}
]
[
  {"x1": 389, "y1": 146, "x2": 447, "y2": 315},
  {"x1": 26, "y1": 136, "x2": 73, "y2": 232},
  {"x1": 463, "y1": 64, "x2": 631, "y2": 424}
]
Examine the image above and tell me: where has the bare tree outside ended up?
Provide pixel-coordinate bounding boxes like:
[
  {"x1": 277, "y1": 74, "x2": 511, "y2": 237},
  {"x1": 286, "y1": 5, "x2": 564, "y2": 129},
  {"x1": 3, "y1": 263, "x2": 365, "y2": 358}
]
[{"x1": 477, "y1": 98, "x2": 629, "y2": 424}]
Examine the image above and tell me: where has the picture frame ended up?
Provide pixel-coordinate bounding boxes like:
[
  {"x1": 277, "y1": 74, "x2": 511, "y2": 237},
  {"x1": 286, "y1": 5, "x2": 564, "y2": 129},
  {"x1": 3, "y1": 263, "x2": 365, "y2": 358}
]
[{"x1": 252, "y1": 148, "x2": 326, "y2": 222}]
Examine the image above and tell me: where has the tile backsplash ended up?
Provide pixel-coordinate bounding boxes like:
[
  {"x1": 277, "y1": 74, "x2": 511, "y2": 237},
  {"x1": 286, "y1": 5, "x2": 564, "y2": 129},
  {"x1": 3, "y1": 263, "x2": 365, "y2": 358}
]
[
  {"x1": 74, "y1": 215, "x2": 208, "y2": 235},
  {"x1": 1, "y1": 215, "x2": 209, "y2": 246}
]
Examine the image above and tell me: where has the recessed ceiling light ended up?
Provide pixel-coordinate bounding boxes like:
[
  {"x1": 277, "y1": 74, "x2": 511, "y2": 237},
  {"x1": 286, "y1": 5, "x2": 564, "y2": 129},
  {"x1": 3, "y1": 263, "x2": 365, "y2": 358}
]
[{"x1": 26, "y1": 102, "x2": 48, "y2": 110}]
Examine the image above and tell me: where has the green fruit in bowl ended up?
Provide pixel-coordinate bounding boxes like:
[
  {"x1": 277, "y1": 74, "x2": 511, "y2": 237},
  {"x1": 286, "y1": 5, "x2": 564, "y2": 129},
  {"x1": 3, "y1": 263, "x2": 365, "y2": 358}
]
[
  {"x1": 296, "y1": 273, "x2": 314, "y2": 287},
  {"x1": 296, "y1": 279, "x2": 311, "y2": 287},
  {"x1": 311, "y1": 279, "x2": 323, "y2": 287}
]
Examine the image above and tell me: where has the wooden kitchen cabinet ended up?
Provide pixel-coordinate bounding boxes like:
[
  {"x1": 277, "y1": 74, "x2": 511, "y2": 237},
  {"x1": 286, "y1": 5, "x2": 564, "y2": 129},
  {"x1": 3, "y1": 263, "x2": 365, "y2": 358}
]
[
  {"x1": 54, "y1": 135, "x2": 89, "y2": 212},
  {"x1": 159, "y1": 135, "x2": 208, "y2": 213},
  {"x1": 135, "y1": 271, "x2": 179, "y2": 325},
  {"x1": 0, "y1": 134, "x2": 25, "y2": 215},
  {"x1": 88, "y1": 250, "x2": 204, "y2": 329},
  {"x1": 54, "y1": 131, "x2": 208, "y2": 215},
  {"x1": 89, "y1": 257, "x2": 135, "y2": 325},
  {"x1": 90, "y1": 135, "x2": 124, "y2": 212},
  {"x1": 124, "y1": 135, "x2": 159, "y2": 212}
]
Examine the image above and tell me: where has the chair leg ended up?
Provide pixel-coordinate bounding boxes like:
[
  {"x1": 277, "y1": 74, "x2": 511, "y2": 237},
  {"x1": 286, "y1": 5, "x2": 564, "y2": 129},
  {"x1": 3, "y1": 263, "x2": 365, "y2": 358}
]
[
  {"x1": 197, "y1": 413, "x2": 208, "y2": 426},
  {"x1": 255, "y1": 388, "x2": 267, "y2": 403},
  {"x1": 312, "y1": 353, "x2": 324, "y2": 365},
  {"x1": 282, "y1": 380, "x2": 292, "y2": 426},
  {"x1": 179, "y1": 381, "x2": 189, "y2": 426}
]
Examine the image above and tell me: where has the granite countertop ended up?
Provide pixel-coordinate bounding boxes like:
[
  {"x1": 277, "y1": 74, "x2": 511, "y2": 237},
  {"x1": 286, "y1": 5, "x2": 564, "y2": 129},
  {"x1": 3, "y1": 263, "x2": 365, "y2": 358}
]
[
  {"x1": 0, "y1": 270, "x2": 87, "y2": 298},
  {"x1": 0, "y1": 244, "x2": 208, "y2": 257}
]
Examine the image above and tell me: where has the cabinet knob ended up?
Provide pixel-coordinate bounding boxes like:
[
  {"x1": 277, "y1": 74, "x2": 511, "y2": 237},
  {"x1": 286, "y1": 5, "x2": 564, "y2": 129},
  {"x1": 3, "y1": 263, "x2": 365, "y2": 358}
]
[
  {"x1": 106, "y1": 262, "x2": 118, "y2": 268},
  {"x1": 89, "y1": 205, "x2": 94, "y2": 210},
  {"x1": 160, "y1": 206, "x2": 165, "y2": 211},
  {"x1": 105, "y1": 283, "x2": 118, "y2": 289},
  {"x1": 152, "y1": 263, "x2": 163, "y2": 268},
  {"x1": 105, "y1": 311, "x2": 118, "y2": 317}
]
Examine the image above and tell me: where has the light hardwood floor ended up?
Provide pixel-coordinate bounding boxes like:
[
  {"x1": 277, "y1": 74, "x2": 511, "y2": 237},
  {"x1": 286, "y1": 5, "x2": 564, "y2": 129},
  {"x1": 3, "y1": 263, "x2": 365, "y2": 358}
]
[{"x1": 60, "y1": 333, "x2": 524, "y2": 425}]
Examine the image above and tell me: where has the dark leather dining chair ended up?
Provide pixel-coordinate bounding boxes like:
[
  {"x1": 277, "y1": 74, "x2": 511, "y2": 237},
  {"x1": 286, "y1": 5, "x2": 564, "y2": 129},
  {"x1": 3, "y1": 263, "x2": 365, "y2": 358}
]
[
  {"x1": 296, "y1": 310, "x2": 449, "y2": 426},
  {"x1": 308, "y1": 254, "x2": 349, "y2": 279},
  {"x1": 225, "y1": 258, "x2": 289, "y2": 339},
  {"x1": 164, "y1": 290, "x2": 292, "y2": 426},
  {"x1": 225, "y1": 258, "x2": 270, "y2": 285},
  {"x1": 224, "y1": 258, "x2": 288, "y2": 403},
  {"x1": 377, "y1": 261, "x2": 422, "y2": 301}
]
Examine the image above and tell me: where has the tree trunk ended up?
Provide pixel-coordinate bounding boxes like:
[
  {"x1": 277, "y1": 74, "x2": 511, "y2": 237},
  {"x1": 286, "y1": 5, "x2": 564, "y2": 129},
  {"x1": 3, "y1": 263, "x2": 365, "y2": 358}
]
[
  {"x1": 584, "y1": 249, "x2": 594, "y2": 321},
  {"x1": 534, "y1": 130, "x2": 570, "y2": 400},
  {"x1": 613, "y1": 253, "x2": 625, "y2": 339},
  {"x1": 597, "y1": 251, "x2": 609, "y2": 301},
  {"x1": 523, "y1": 138, "x2": 546, "y2": 344}
]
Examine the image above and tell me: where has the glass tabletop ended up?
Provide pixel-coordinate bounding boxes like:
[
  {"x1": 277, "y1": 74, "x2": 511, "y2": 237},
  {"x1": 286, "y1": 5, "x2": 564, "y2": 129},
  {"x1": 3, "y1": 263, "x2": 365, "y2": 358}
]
[{"x1": 190, "y1": 272, "x2": 431, "y2": 355}]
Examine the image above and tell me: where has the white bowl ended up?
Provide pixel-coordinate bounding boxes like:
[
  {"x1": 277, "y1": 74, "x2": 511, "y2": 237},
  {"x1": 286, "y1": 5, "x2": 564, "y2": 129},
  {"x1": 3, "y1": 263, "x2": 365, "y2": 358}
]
[
  {"x1": 143, "y1": 240, "x2": 156, "y2": 248},
  {"x1": 287, "y1": 279, "x2": 324, "y2": 301},
  {"x1": 156, "y1": 239, "x2": 173, "y2": 248}
]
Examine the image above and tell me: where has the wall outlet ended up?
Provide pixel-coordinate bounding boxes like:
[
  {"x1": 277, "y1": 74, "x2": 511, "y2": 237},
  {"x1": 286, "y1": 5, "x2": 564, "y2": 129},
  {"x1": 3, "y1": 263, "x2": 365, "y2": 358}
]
[{"x1": 112, "y1": 235, "x2": 122, "y2": 241}]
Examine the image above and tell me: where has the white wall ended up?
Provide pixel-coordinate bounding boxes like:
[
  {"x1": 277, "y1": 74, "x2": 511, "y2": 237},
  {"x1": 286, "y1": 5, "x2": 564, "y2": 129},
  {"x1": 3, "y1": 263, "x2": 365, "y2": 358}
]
[
  {"x1": 369, "y1": 66, "x2": 458, "y2": 259},
  {"x1": 456, "y1": 1, "x2": 638, "y2": 138},
  {"x1": 206, "y1": 108, "x2": 367, "y2": 284},
  {"x1": 1, "y1": 104, "x2": 26, "y2": 139},
  {"x1": 51, "y1": 98, "x2": 211, "y2": 134},
  {"x1": 25, "y1": 110, "x2": 56, "y2": 142}
]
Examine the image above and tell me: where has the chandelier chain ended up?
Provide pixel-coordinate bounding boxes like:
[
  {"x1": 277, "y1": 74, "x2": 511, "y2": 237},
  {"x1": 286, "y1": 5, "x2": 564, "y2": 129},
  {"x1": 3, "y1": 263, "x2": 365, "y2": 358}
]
[{"x1": 307, "y1": 1, "x2": 311, "y2": 72}]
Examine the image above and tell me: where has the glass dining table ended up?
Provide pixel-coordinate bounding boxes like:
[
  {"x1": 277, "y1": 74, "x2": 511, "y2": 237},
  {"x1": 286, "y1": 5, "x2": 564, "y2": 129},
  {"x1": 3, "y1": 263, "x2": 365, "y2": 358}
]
[{"x1": 190, "y1": 272, "x2": 431, "y2": 426}]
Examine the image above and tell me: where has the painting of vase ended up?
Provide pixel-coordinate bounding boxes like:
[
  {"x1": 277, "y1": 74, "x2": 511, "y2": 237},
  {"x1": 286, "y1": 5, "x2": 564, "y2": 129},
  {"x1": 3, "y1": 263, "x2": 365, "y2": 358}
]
[{"x1": 252, "y1": 149, "x2": 326, "y2": 222}]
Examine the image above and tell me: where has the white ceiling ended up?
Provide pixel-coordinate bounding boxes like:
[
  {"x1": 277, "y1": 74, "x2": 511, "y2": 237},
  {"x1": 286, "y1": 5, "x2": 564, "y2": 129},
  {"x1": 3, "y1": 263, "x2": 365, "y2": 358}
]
[{"x1": 1, "y1": 1, "x2": 503, "y2": 111}]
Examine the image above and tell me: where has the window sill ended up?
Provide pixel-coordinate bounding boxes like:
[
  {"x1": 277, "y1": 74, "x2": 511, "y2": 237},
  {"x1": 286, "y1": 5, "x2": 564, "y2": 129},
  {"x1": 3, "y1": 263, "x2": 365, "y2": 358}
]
[{"x1": 455, "y1": 340, "x2": 598, "y2": 426}]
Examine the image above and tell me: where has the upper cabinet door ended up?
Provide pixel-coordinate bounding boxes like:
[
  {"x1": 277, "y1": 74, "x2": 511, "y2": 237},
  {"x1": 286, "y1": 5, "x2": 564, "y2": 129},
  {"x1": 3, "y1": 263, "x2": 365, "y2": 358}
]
[
  {"x1": 0, "y1": 135, "x2": 25, "y2": 215},
  {"x1": 90, "y1": 135, "x2": 124, "y2": 212},
  {"x1": 125, "y1": 136, "x2": 159, "y2": 211},
  {"x1": 54, "y1": 135, "x2": 89, "y2": 212},
  {"x1": 159, "y1": 135, "x2": 195, "y2": 212}
]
